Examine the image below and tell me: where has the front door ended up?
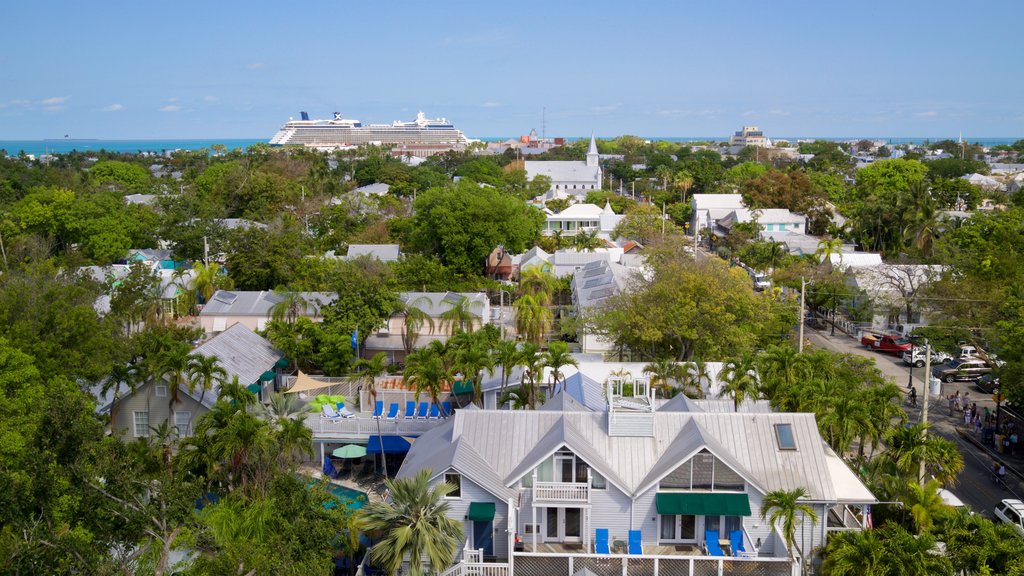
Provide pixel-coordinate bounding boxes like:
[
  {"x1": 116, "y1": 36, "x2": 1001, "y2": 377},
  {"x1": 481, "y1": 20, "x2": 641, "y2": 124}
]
[
  {"x1": 545, "y1": 507, "x2": 582, "y2": 542},
  {"x1": 472, "y1": 520, "x2": 494, "y2": 557}
]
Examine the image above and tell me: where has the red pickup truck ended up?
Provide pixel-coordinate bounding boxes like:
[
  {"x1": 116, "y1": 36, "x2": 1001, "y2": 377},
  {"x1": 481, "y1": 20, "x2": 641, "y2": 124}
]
[{"x1": 860, "y1": 333, "x2": 913, "y2": 354}]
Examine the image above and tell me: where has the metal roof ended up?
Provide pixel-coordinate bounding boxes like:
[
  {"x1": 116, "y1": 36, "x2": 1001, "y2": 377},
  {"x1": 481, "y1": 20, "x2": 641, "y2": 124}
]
[
  {"x1": 199, "y1": 290, "x2": 337, "y2": 317},
  {"x1": 396, "y1": 409, "x2": 863, "y2": 502},
  {"x1": 190, "y1": 323, "x2": 282, "y2": 406}
]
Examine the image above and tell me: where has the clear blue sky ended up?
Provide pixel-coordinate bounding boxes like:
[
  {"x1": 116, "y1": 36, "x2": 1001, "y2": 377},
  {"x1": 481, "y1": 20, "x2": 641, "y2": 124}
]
[{"x1": 1, "y1": 0, "x2": 1021, "y2": 140}]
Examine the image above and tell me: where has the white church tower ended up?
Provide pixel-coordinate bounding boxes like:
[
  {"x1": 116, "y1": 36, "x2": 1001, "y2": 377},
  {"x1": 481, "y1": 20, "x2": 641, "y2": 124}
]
[{"x1": 586, "y1": 133, "x2": 599, "y2": 167}]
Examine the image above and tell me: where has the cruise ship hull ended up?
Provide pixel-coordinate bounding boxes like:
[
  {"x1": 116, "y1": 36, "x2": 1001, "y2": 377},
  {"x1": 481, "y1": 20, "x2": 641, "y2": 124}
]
[{"x1": 269, "y1": 112, "x2": 470, "y2": 158}]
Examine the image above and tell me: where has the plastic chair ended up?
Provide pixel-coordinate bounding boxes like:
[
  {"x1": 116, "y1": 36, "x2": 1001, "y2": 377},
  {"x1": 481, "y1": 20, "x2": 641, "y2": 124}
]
[
  {"x1": 595, "y1": 528, "x2": 610, "y2": 554},
  {"x1": 385, "y1": 403, "x2": 399, "y2": 420},
  {"x1": 627, "y1": 530, "x2": 642, "y2": 555},
  {"x1": 729, "y1": 530, "x2": 745, "y2": 555},
  {"x1": 404, "y1": 401, "x2": 416, "y2": 418},
  {"x1": 441, "y1": 401, "x2": 453, "y2": 417},
  {"x1": 428, "y1": 404, "x2": 440, "y2": 419},
  {"x1": 705, "y1": 530, "x2": 724, "y2": 557},
  {"x1": 338, "y1": 405, "x2": 356, "y2": 418},
  {"x1": 372, "y1": 400, "x2": 384, "y2": 419},
  {"x1": 416, "y1": 402, "x2": 429, "y2": 419},
  {"x1": 321, "y1": 404, "x2": 342, "y2": 421}
]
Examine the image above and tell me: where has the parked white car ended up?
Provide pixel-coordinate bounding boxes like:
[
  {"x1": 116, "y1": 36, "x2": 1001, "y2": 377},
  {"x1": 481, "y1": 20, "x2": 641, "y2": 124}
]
[
  {"x1": 994, "y1": 499, "x2": 1024, "y2": 536},
  {"x1": 901, "y1": 347, "x2": 952, "y2": 368}
]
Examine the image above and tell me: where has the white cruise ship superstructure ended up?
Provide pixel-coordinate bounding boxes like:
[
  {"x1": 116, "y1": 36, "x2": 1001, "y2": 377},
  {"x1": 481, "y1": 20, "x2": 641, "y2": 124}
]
[{"x1": 269, "y1": 111, "x2": 470, "y2": 157}]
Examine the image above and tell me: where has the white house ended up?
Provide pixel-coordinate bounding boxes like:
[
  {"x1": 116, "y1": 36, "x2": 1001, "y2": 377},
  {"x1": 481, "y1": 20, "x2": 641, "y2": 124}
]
[
  {"x1": 395, "y1": 378, "x2": 875, "y2": 573},
  {"x1": 543, "y1": 202, "x2": 623, "y2": 238},
  {"x1": 198, "y1": 290, "x2": 337, "y2": 334},
  {"x1": 570, "y1": 259, "x2": 633, "y2": 354},
  {"x1": 525, "y1": 135, "x2": 603, "y2": 199}
]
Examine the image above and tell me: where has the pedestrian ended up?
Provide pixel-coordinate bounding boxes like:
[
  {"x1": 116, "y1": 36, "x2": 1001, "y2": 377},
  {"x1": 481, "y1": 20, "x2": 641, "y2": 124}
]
[
  {"x1": 948, "y1": 394, "x2": 955, "y2": 416},
  {"x1": 909, "y1": 386, "x2": 918, "y2": 407},
  {"x1": 975, "y1": 415, "x2": 983, "y2": 435},
  {"x1": 1003, "y1": 435, "x2": 1011, "y2": 454},
  {"x1": 966, "y1": 409, "x2": 972, "y2": 426},
  {"x1": 954, "y1": 391, "x2": 962, "y2": 413},
  {"x1": 963, "y1": 391, "x2": 970, "y2": 408},
  {"x1": 1012, "y1": 432, "x2": 1019, "y2": 457},
  {"x1": 985, "y1": 407, "x2": 992, "y2": 424}
]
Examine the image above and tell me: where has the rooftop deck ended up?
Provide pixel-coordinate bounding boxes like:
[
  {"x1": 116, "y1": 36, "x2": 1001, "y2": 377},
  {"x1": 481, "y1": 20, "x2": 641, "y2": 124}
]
[{"x1": 305, "y1": 412, "x2": 448, "y2": 441}]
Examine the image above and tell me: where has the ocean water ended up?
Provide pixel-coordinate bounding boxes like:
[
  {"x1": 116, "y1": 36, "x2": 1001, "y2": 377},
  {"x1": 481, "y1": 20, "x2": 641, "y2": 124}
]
[{"x1": 0, "y1": 139, "x2": 264, "y2": 156}]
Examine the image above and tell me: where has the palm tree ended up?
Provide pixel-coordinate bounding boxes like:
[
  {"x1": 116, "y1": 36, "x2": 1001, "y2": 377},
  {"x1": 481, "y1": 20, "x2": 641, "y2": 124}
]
[
  {"x1": 878, "y1": 423, "x2": 964, "y2": 486},
  {"x1": 404, "y1": 347, "x2": 451, "y2": 412},
  {"x1": 518, "y1": 268, "x2": 558, "y2": 306},
  {"x1": 760, "y1": 487, "x2": 818, "y2": 560},
  {"x1": 358, "y1": 469, "x2": 464, "y2": 576},
  {"x1": 572, "y1": 229, "x2": 603, "y2": 252},
  {"x1": 818, "y1": 392, "x2": 870, "y2": 455},
  {"x1": 814, "y1": 237, "x2": 844, "y2": 269},
  {"x1": 643, "y1": 358, "x2": 684, "y2": 397},
  {"x1": 255, "y1": 392, "x2": 304, "y2": 431},
  {"x1": 513, "y1": 294, "x2": 554, "y2": 345},
  {"x1": 718, "y1": 354, "x2": 760, "y2": 411},
  {"x1": 755, "y1": 345, "x2": 809, "y2": 400},
  {"x1": 396, "y1": 297, "x2": 435, "y2": 356},
  {"x1": 543, "y1": 341, "x2": 578, "y2": 396},
  {"x1": 269, "y1": 287, "x2": 312, "y2": 324},
  {"x1": 518, "y1": 342, "x2": 545, "y2": 409},
  {"x1": 902, "y1": 180, "x2": 942, "y2": 258},
  {"x1": 438, "y1": 295, "x2": 480, "y2": 334},
  {"x1": 498, "y1": 385, "x2": 532, "y2": 410},
  {"x1": 218, "y1": 376, "x2": 258, "y2": 412},
  {"x1": 493, "y1": 339, "x2": 522, "y2": 400},
  {"x1": 655, "y1": 165, "x2": 674, "y2": 191},
  {"x1": 680, "y1": 359, "x2": 710, "y2": 399},
  {"x1": 449, "y1": 331, "x2": 493, "y2": 407},
  {"x1": 673, "y1": 170, "x2": 694, "y2": 204},
  {"x1": 353, "y1": 352, "x2": 389, "y2": 410},
  {"x1": 155, "y1": 346, "x2": 194, "y2": 413},
  {"x1": 104, "y1": 360, "x2": 146, "y2": 431},
  {"x1": 189, "y1": 261, "x2": 233, "y2": 307},
  {"x1": 186, "y1": 354, "x2": 227, "y2": 407},
  {"x1": 821, "y1": 529, "x2": 887, "y2": 576},
  {"x1": 276, "y1": 416, "x2": 313, "y2": 464},
  {"x1": 903, "y1": 479, "x2": 949, "y2": 534}
]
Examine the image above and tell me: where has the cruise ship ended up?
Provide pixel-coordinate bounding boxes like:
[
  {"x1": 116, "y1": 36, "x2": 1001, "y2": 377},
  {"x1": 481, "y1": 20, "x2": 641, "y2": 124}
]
[{"x1": 269, "y1": 111, "x2": 470, "y2": 157}]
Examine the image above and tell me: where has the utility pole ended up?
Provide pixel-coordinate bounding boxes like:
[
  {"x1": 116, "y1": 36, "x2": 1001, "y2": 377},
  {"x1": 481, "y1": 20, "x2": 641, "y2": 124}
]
[
  {"x1": 203, "y1": 235, "x2": 209, "y2": 266},
  {"x1": 798, "y1": 277, "x2": 806, "y2": 353},
  {"x1": 919, "y1": 340, "x2": 931, "y2": 486},
  {"x1": 661, "y1": 202, "x2": 666, "y2": 235}
]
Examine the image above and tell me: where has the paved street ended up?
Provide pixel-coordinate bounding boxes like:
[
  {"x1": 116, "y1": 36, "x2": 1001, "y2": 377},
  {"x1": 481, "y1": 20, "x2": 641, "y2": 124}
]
[{"x1": 805, "y1": 326, "x2": 1024, "y2": 519}]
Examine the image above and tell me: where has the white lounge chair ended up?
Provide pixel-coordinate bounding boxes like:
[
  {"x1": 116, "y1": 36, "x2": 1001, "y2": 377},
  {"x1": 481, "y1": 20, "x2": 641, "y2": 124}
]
[
  {"x1": 321, "y1": 405, "x2": 343, "y2": 421},
  {"x1": 338, "y1": 405, "x2": 356, "y2": 419}
]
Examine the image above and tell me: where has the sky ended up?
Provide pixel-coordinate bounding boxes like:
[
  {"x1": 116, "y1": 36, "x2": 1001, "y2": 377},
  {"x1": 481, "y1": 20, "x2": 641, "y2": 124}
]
[{"x1": 1, "y1": 0, "x2": 1022, "y2": 140}]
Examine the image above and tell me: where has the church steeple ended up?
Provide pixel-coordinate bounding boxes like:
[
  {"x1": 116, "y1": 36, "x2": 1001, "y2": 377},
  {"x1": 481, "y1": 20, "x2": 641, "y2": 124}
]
[{"x1": 586, "y1": 132, "x2": 599, "y2": 167}]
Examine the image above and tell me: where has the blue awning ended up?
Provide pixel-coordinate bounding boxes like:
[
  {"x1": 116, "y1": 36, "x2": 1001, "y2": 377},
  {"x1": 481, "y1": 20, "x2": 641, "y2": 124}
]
[{"x1": 367, "y1": 435, "x2": 412, "y2": 454}]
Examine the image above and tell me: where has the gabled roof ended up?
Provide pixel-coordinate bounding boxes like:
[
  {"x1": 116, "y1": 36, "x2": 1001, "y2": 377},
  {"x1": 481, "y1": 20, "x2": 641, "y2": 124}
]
[
  {"x1": 190, "y1": 323, "x2": 282, "y2": 406},
  {"x1": 551, "y1": 203, "x2": 604, "y2": 219},
  {"x1": 401, "y1": 292, "x2": 489, "y2": 318},
  {"x1": 199, "y1": 290, "x2": 337, "y2": 317},
  {"x1": 538, "y1": 390, "x2": 592, "y2": 412},
  {"x1": 524, "y1": 161, "x2": 601, "y2": 183},
  {"x1": 346, "y1": 244, "x2": 401, "y2": 262}
]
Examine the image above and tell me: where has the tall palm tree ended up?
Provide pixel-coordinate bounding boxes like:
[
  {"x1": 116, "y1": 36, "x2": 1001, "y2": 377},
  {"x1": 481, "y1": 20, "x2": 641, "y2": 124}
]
[
  {"x1": 654, "y1": 164, "x2": 674, "y2": 191},
  {"x1": 814, "y1": 237, "x2": 844, "y2": 269},
  {"x1": 643, "y1": 358, "x2": 684, "y2": 398},
  {"x1": 104, "y1": 360, "x2": 146, "y2": 431},
  {"x1": 755, "y1": 345, "x2": 809, "y2": 400},
  {"x1": 438, "y1": 295, "x2": 480, "y2": 334},
  {"x1": 353, "y1": 352, "x2": 389, "y2": 410},
  {"x1": 902, "y1": 180, "x2": 942, "y2": 258},
  {"x1": 718, "y1": 354, "x2": 760, "y2": 411},
  {"x1": 404, "y1": 347, "x2": 451, "y2": 412},
  {"x1": 518, "y1": 267, "x2": 558, "y2": 306},
  {"x1": 186, "y1": 353, "x2": 227, "y2": 407},
  {"x1": 255, "y1": 392, "x2": 305, "y2": 431},
  {"x1": 902, "y1": 479, "x2": 949, "y2": 534},
  {"x1": 673, "y1": 170, "x2": 694, "y2": 204},
  {"x1": 760, "y1": 487, "x2": 818, "y2": 560},
  {"x1": 189, "y1": 261, "x2": 233, "y2": 307},
  {"x1": 155, "y1": 346, "x2": 194, "y2": 413},
  {"x1": 396, "y1": 297, "x2": 435, "y2": 356},
  {"x1": 269, "y1": 287, "x2": 312, "y2": 324},
  {"x1": 518, "y1": 342, "x2": 545, "y2": 409},
  {"x1": 513, "y1": 294, "x2": 553, "y2": 345},
  {"x1": 878, "y1": 423, "x2": 964, "y2": 486},
  {"x1": 572, "y1": 229, "x2": 603, "y2": 252},
  {"x1": 449, "y1": 331, "x2": 493, "y2": 407},
  {"x1": 818, "y1": 392, "x2": 870, "y2": 455},
  {"x1": 493, "y1": 339, "x2": 522, "y2": 400},
  {"x1": 358, "y1": 469, "x2": 464, "y2": 576},
  {"x1": 543, "y1": 341, "x2": 578, "y2": 396},
  {"x1": 680, "y1": 359, "x2": 710, "y2": 399},
  {"x1": 276, "y1": 416, "x2": 313, "y2": 464}
]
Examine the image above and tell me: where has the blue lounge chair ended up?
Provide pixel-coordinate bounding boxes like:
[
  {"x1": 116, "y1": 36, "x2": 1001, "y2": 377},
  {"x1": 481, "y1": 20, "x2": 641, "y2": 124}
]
[
  {"x1": 705, "y1": 530, "x2": 724, "y2": 557},
  {"x1": 385, "y1": 403, "x2": 399, "y2": 420},
  {"x1": 416, "y1": 402, "x2": 429, "y2": 419},
  {"x1": 428, "y1": 403, "x2": 440, "y2": 419},
  {"x1": 595, "y1": 528, "x2": 610, "y2": 554},
  {"x1": 627, "y1": 530, "x2": 642, "y2": 555},
  {"x1": 372, "y1": 400, "x2": 384, "y2": 419},
  {"x1": 441, "y1": 401, "x2": 453, "y2": 417},
  {"x1": 404, "y1": 401, "x2": 416, "y2": 418},
  {"x1": 729, "y1": 530, "x2": 745, "y2": 556}
]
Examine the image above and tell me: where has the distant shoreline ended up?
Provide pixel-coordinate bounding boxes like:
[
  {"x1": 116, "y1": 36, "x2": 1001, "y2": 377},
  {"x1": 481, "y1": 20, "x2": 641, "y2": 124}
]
[{"x1": 2, "y1": 136, "x2": 1020, "y2": 156}]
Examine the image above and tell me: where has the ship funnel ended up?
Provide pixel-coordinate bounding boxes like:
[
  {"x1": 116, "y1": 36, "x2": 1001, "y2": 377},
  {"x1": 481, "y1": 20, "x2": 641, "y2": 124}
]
[
  {"x1": 300, "y1": 111, "x2": 309, "y2": 121},
  {"x1": 334, "y1": 112, "x2": 342, "y2": 120}
]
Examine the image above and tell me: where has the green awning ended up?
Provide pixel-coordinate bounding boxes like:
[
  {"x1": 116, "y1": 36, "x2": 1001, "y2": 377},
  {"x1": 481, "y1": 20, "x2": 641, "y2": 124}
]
[
  {"x1": 452, "y1": 380, "x2": 473, "y2": 396},
  {"x1": 467, "y1": 502, "x2": 496, "y2": 522},
  {"x1": 656, "y1": 492, "x2": 751, "y2": 516},
  {"x1": 246, "y1": 383, "x2": 262, "y2": 394},
  {"x1": 274, "y1": 357, "x2": 290, "y2": 369},
  {"x1": 259, "y1": 370, "x2": 276, "y2": 382}
]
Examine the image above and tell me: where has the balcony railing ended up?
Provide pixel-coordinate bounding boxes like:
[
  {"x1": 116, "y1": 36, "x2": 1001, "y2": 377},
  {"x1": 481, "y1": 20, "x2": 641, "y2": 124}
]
[
  {"x1": 511, "y1": 552, "x2": 798, "y2": 576},
  {"x1": 532, "y1": 481, "x2": 590, "y2": 503},
  {"x1": 304, "y1": 414, "x2": 444, "y2": 439}
]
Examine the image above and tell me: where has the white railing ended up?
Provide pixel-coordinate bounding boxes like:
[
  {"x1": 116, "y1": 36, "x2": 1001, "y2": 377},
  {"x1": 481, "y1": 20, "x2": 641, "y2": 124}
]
[
  {"x1": 512, "y1": 551, "x2": 797, "y2": 576},
  {"x1": 304, "y1": 414, "x2": 444, "y2": 438},
  {"x1": 439, "y1": 562, "x2": 510, "y2": 576},
  {"x1": 532, "y1": 481, "x2": 590, "y2": 503}
]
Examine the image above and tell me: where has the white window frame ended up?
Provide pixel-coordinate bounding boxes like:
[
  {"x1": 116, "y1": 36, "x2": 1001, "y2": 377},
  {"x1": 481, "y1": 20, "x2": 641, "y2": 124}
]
[
  {"x1": 444, "y1": 472, "x2": 462, "y2": 499},
  {"x1": 133, "y1": 411, "x2": 149, "y2": 438},
  {"x1": 659, "y1": 514, "x2": 697, "y2": 543},
  {"x1": 154, "y1": 385, "x2": 168, "y2": 397},
  {"x1": 174, "y1": 411, "x2": 192, "y2": 437}
]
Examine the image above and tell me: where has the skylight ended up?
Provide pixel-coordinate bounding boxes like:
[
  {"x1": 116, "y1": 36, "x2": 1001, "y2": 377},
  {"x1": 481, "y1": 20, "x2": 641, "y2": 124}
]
[{"x1": 775, "y1": 424, "x2": 797, "y2": 450}]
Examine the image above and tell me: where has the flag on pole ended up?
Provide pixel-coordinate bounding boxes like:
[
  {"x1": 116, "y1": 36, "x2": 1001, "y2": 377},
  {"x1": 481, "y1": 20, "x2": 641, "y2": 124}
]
[{"x1": 351, "y1": 328, "x2": 358, "y2": 350}]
